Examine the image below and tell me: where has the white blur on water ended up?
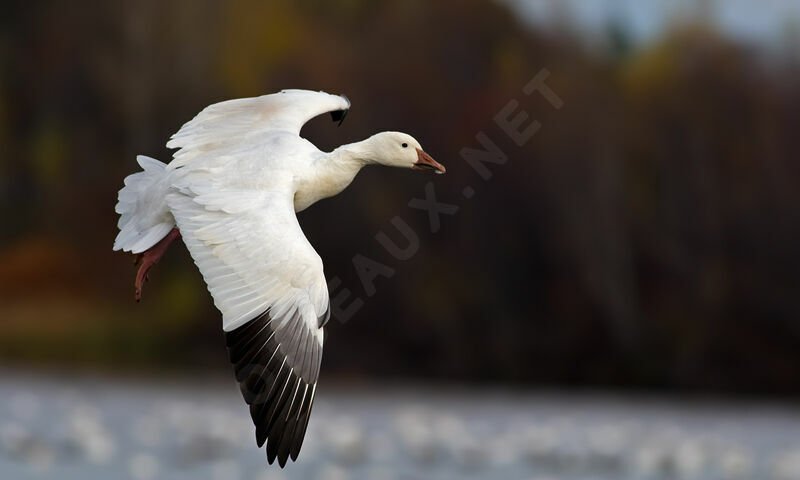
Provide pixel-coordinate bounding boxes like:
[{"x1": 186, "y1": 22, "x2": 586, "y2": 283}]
[{"x1": 1, "y1": 371, "x2": 799, "y2": 480}]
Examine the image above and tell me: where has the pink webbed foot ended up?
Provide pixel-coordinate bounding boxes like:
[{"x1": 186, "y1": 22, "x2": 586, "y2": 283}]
[{"x1": 134, "y1": 228, "x2": 181, "y2": 301}]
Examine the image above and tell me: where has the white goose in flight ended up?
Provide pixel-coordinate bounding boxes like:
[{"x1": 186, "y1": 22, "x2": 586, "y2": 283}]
[{"x1": 112, "y1": 89, "x2": 446, "y2": 467}]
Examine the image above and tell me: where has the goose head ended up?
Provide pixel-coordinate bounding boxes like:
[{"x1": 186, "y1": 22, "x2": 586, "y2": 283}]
[{"x1": 362, "y1": 131, "x2": 446, "y2": 174}]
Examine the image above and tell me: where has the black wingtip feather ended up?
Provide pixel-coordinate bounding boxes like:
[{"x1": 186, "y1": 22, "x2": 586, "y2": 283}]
[
  {"x1": 225, "y1": 310, "x2": 323, "y2": 468},
  {"x1": 330, "y1": 108, "x2": 348, "y2": 126},
  {"x1": 289, "y1": 385, "x2": 313, "y2": 461}
]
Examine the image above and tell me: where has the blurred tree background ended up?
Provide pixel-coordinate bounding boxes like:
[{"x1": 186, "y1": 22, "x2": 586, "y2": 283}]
[{"x1": 1, "y1": 0, "x2": 798, "y2": 394}]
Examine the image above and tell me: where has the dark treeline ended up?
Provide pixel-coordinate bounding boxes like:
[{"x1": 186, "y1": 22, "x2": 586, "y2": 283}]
[{"x1": 1, "y1": 0, "x2": 798, "y2": 393}]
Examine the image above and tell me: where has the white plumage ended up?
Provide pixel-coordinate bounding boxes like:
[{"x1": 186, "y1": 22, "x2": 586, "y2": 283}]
[
  {"x1": 113, "y1": 89, "x2": 445, "y2": 467},
  {"x1": 114, "y1": 155, "x2": 173, "y2": 254}
]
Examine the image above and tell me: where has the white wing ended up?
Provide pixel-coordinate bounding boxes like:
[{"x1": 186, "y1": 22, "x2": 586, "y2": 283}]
[
  {"x1": 162, "y1": 89, "x2": 349, "y2": 466},
  {"x1": 167, "y1": 182, "x2": 328, "y2": 466},
  {"x1": 166, "y1": 89, "x2": 350, "y2": 170}
]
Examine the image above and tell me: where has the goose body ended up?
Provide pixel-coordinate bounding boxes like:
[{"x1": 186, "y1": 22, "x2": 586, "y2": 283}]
[{"x1": 112, "y1": 89, "x2": 445, "y2": 467}]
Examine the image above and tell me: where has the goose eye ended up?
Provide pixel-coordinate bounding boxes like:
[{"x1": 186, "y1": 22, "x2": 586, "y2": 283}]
[{"x1": 402, "y1": 143, "x2": 408, "y2": 148}]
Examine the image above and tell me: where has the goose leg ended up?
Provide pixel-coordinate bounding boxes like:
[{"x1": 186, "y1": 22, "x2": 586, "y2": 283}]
[{"x1": 134, "y1": 228, "x2": 181, "y2": 301}]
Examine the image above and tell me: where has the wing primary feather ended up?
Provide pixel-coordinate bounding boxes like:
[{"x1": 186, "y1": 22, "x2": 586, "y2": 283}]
[
  {"x1": 231, "y1": 330, "x2": 275, "y2": 372},
  {"x1": 238, "y1": 334, "x2": 281, "y2": 403},
  {"x1": 283, "y1": 382, "x2": 310, "y2": 462},
  {"x1": 265, "y1": 368, "x2": 294, "y2": 434},
  {"x1": 295, "y1": 384, "x2": 309, "y2": 421},
  {"x1": 290, "y1": 383, "x2": 316, "y2": 461},
  {"x1": 275, "y1": 376, "x2": 303, "y2": 466},
  {"x1": 294, "y1": 328, "x2": 311, "y2": 383},
  {"x1": 265, "y1": 369, "x2": 295, "y2": 464},
  {"x1": 284, "y1": 376, "x2": 302, "y2": 422},
  {"x1": 252, "y1": 353, "x2": 287, "y2": 443}
]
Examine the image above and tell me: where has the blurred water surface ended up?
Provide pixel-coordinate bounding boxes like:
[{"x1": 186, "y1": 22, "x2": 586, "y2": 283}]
[{"x1": 1, "y1": 371, "x2": 799, "y2": 480}]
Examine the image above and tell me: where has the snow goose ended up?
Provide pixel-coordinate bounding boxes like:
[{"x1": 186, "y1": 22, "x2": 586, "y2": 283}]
[{"x1": 112, "y1": 89, "x2": 445, "y2": 467}]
